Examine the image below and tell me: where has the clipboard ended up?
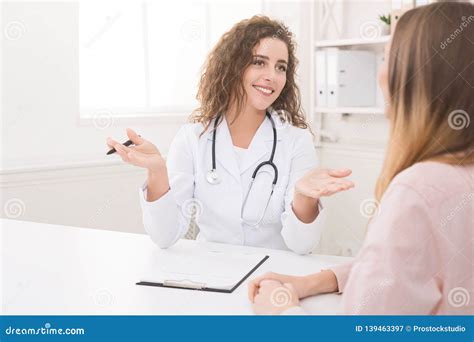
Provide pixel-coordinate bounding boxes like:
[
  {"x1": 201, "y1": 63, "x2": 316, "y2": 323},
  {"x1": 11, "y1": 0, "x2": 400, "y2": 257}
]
[{"x1": 136, "y1": 251, "x2": 269, "y2": 293}]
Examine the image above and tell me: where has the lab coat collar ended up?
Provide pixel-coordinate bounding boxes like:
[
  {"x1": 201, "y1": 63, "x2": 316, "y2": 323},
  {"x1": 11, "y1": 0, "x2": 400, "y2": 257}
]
[
  {"x1": 207, "y1": 109, "x2": 285, "y2": 180},
  {"x1": 209, "y1": 115, "x2": 241, "y2": 183},
  {"x1": 238, "y1": 110, "x2": 283, "y2": 175}
]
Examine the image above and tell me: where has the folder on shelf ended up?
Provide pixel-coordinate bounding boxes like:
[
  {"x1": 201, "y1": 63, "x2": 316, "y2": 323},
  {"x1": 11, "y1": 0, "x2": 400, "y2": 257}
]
[
  {"x1": 136, "y1": 248, "x2": 269, "y2": 293},
  {"x1": 325, "y1": 48, "x2": 376, "y2": 107},
  {"x1": 326, "y1": 48, "x2": 339, "y2": 108},
  {"x1": 315, "y1": 50, "x2": 327, "y2": 107}
]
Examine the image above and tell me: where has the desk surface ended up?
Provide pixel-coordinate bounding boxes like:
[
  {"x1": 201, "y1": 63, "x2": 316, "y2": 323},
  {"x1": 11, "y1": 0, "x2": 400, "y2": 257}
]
[{"x1": 1, "y1": 219, "x2": 352, "y2": 315}]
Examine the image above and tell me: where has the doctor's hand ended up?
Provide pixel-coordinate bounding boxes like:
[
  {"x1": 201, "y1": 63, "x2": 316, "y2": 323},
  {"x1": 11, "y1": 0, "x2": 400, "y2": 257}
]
[
  {"x1": 295, "y1": 168, "x2": 354, "y2": 200},
  {"x1": 250, "y1": 279, "x2": 300, "y2": 315},
  {"x1": 106, "y1": 128, "x2": 166, "y2": 174}
]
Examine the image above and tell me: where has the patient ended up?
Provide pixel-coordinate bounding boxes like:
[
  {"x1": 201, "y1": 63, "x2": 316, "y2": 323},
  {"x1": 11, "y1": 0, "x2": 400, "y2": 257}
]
[{"x1": 248, "y1": 1, "x2": 474, "y2": 315}]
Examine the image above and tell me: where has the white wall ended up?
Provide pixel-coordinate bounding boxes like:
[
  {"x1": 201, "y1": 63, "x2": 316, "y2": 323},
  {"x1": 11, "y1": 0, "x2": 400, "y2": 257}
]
[
  {"x1": 1, "y1": 1, "x2": 185, "y2": 235},
  {"x1": 1, "y1": 2, "x2": 186, "y2": 169}
]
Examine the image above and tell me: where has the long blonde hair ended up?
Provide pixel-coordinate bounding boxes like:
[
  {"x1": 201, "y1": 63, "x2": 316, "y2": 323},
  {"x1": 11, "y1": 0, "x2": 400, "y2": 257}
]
[{"x1": 375, "y1": 2, "x2": 474, "y2": 201}]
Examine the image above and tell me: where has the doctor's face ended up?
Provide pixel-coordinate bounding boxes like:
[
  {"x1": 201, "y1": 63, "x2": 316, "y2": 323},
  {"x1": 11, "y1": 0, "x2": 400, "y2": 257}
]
[{"x1": 242, "y1": 37, "x2": 288, "y2": 111}]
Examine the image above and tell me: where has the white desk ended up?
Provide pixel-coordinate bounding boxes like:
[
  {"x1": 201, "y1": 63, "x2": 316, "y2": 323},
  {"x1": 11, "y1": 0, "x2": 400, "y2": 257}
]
[{"x1": 1, "y1": 219, "x2": 352, "y2": 315}]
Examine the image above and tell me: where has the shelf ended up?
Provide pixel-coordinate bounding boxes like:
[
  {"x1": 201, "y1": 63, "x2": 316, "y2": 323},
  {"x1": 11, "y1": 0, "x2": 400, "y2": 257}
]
[
  {"x1": 315, "y1": 36, "x2": 390, "y2": 48},
  {"x1": 316, "y1": 141, "x2": 386, "y2": 156},
  {"x1": 315, "y1": 107, "x2": 385, "y2": 114}
]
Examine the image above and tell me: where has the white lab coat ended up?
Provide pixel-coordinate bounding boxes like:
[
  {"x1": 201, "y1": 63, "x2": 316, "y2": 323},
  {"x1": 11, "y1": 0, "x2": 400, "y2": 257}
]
[{"x1": 138, "y1": 111, "x2": 327, "y2": 254}]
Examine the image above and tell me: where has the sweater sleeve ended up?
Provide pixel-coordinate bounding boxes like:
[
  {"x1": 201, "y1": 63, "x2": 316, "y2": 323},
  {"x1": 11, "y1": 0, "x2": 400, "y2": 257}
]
[{"x1": 341, "y1": 184, "x2": 442, "y2": 314}]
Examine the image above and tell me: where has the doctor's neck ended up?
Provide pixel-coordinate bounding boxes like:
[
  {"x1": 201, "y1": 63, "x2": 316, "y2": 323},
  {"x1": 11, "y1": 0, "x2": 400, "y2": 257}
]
[
  {"x1": 225, "y1": 101, "x2": 266, "y2": 128},
  {"x1": 225, "y1": 101, "x2": 267, "y2": 149}
]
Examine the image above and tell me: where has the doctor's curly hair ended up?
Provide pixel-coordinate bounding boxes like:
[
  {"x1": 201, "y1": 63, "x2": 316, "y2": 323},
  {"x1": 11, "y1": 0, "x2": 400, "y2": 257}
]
[{"x1": 190, "y1": 15, "x2": 308, "y2": 134}]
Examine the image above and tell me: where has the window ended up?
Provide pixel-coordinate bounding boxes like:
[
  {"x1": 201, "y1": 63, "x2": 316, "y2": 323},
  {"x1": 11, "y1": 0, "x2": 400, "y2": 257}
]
[{"x1": 79, "y1": 0, "x2": 263, "y2": 118}]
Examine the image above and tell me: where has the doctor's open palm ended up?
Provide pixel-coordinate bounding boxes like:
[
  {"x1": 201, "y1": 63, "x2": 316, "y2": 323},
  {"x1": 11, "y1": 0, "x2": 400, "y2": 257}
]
[
  {"x1": 295, "y1": 168, "x2": 354, "y2": 199},
  {"x1": 106, "y1": 128, "x2": 166, "y2": 174}
]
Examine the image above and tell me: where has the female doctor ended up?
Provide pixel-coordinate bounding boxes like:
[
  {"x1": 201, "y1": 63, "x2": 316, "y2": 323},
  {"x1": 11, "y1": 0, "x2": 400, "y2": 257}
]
[{"x1": 106, "y1": 16, "x2": 354, "y2": 254}]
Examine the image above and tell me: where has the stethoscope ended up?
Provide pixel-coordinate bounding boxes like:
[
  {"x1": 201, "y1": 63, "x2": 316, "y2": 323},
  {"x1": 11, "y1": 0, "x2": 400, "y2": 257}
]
[{"x1": 206, "y1": 112, "x2": 278, "y2": 227}]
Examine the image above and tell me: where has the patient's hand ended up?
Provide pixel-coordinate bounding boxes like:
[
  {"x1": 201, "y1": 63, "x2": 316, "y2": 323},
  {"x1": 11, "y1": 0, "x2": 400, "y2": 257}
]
[
  {"x1": 248, "y1": 272, "x2": 311, "y2": 302},
  {"x1": 251, "y1": 279, "x2": 300, "y2": 315}
]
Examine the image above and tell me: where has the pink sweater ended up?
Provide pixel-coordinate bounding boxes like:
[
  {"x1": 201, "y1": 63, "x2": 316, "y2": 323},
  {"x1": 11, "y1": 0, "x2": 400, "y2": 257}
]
[{"x1": 286, "y1": 161, "x2": 473, "y2": 315}]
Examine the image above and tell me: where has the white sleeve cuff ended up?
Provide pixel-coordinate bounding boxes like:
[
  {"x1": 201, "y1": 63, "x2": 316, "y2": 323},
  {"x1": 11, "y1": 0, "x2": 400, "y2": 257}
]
[
  {"x1": 281, "y1": 200, "x2": 326, "y2": 255},
  {"x1": 138, "y1": 181, "x2": 183, "y2": 249},
  {"x1": 139, "y1": 181, "x2": 172, "y2": 207}
]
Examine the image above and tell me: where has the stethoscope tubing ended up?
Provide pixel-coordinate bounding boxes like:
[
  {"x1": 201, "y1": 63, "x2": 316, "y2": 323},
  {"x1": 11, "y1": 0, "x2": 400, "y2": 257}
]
[{"x1": 208, "y1": 112, "x2": 279, "y2": 227}]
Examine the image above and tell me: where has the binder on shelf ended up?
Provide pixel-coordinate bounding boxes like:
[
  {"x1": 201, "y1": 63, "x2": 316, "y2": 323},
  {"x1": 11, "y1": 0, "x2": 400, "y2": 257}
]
[
  {"x1": 326, "y1": 48, "x2": 338, "y2": 108},
  {"x1": 315, "y1": 50, "x2": 327, "y2": 107},
  {"x1": 325, "y1": 48, "x2": 376, "y2": 108}
]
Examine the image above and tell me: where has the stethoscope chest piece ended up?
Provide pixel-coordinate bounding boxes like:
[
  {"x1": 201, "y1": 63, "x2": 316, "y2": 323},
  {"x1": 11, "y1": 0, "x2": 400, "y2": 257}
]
[{"x1": 206, "y1": 169, "x2": 221, "y2": 185}]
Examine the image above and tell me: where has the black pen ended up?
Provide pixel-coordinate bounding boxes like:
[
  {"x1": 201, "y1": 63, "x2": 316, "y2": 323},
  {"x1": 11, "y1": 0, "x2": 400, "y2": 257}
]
[{"x1": 106, "y1": 138, "x2": 137, "y2": 155}]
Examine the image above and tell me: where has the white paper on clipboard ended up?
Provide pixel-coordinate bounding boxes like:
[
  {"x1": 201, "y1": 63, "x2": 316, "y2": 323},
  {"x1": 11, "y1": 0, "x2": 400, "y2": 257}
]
[{"x1": 139, "y1": 245, "x2": 268, "y2": 291}]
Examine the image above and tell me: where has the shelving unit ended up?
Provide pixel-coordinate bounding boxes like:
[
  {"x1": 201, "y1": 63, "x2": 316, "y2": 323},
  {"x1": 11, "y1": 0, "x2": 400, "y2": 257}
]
[
  {"x1": 313, "y1": 36, "x2": 388, "y2": 117},
  {"x1": 310, "y1": 1, "x2": 393, "y2": 146},
  {"x1": 315, "y1": 35, "x2": 390, "y2": 48},
  {"x1": 315, "y1": 106, "x2": 385, "y2": 115}
]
